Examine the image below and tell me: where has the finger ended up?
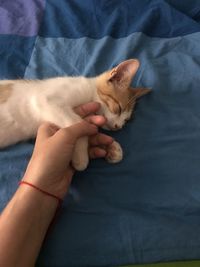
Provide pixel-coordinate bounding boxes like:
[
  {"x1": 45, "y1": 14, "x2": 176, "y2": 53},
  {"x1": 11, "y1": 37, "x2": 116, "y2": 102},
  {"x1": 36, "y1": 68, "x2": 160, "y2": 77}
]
[
  {"x1": 74, "y1": 102, "x2": 101, "y2": 117},
  {"x1": 89, "y1": 147, "x2": 107, "y2": 159},
  {"x1": 89, "y1": 133, "x2": 113, "y2": 146},
  {"x1": 65, "y1": 165, "x2": 75, "y2": 184},
  {"x1": 36, "y1": 122, "x2": 60, "y2": 143},
  {"x1": 85, "y1": 115, "x2": 106, "y2": 126},
  {"x1": 58, "y1": 120, "x2": 98, "y2": 144}
]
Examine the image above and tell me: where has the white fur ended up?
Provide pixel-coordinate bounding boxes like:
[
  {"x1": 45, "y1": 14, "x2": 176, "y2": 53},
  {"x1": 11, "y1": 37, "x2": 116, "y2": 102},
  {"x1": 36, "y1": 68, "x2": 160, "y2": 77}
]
[
  {"x1": 0, "y1": 76, "x2": 125, "y2": 170},
  {"x1": 98, "y1": 101, "x2": 132, "y2": 130}
]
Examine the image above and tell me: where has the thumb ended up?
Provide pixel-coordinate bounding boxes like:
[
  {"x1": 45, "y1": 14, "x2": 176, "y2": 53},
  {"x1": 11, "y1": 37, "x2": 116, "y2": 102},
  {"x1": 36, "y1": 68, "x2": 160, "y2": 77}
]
[
  {"x1": 57, "y1": 120, "x2": 98, "y2": 144},
  {"x1": 36, "y1": 122, "x2": 60, "y2": 143}
]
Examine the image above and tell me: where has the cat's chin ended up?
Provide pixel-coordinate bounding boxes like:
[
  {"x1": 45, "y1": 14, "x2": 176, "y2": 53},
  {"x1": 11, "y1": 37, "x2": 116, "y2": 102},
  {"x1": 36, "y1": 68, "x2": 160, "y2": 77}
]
[
  {"x1": 102, "y1": 125, "x2": 111, "y2": 131},
  {"x1": 102, "y1": 125, "x2": 119, "y2": 131}
]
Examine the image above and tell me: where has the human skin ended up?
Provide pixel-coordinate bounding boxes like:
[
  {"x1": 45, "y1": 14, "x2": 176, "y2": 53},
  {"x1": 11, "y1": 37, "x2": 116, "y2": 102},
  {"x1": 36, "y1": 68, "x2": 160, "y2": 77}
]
[{"x1": 0, "y1": 102, "x2": 113, "y2": 267}]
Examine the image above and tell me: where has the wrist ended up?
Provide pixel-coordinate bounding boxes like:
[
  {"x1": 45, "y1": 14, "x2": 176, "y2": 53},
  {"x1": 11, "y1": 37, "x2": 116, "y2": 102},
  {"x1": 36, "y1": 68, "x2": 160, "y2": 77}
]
[
  {"x1": 22, "y1": 168, "x2": 74, "y2": 199},
  {"x1": 19, "y1": 180, "x2": 62, "y2": 206},
  {"x1": 17, "y1": 183, "x2": 59, "y2": 223}
]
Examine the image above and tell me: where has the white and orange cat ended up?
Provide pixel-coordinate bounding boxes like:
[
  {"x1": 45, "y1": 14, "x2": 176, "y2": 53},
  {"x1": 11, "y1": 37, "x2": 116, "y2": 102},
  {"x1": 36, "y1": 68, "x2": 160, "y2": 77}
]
[{"x1": 0, "y1": 59, "x2": 150, "y2": 170}]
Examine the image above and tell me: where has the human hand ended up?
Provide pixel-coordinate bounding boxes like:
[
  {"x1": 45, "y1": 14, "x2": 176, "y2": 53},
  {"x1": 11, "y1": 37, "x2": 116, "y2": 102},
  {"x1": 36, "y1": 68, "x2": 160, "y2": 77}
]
[
  {"x1": 73, "y1": 102, "x2": 114, "y2": 159},
  {"x1": 22, "y1": 102, "x2": 113, "y2": 198}
]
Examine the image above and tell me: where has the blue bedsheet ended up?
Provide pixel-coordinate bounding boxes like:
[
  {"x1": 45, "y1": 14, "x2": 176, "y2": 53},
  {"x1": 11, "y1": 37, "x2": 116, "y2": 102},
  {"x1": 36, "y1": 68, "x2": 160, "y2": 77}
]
[{"x1": 1, "y1": 0, "x2": 200, "y2": 266}]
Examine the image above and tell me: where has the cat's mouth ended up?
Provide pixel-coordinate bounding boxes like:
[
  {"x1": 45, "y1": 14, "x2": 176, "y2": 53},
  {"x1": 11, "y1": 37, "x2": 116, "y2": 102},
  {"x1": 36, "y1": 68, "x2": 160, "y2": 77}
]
[{"x1": 103, "y1": 124, "x2": 121, "y2": 131}]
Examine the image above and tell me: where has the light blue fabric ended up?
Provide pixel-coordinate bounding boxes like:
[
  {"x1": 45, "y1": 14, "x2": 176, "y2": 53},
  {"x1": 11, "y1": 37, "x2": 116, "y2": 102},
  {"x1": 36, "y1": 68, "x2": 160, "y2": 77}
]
[
  {"x1": 25, "y1": 32, "x2": 200, "y2": 84},
  {"x1": 25, "y1": 32, "x2": 200, "y2": 266}
]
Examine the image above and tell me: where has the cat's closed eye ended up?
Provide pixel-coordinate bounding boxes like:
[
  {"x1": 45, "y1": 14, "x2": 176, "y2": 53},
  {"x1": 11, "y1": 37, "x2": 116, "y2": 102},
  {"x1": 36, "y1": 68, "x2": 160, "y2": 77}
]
[
  {"x1": 104, "y1": 95, "x2": 122, "y2": 115},
  {"x1": 114, "y1": 104, "x2": 123, "y2": 116}
]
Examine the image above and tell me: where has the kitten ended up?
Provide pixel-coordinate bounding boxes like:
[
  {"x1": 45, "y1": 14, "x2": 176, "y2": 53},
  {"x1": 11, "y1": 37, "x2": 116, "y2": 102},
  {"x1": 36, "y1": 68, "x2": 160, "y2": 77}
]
[{"x1": 0, "y1": 59, "x2": 150, "y2": 170}]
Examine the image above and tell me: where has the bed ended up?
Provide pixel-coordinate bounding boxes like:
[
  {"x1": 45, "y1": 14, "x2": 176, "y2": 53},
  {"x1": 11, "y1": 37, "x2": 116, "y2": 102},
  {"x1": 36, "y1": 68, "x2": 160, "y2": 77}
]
[{"x1": 1, "y1": 0, "x2": 200, "y2": 266}]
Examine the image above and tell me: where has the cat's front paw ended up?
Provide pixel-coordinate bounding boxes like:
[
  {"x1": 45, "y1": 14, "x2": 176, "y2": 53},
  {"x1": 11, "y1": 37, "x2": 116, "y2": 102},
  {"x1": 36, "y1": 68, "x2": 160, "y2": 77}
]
[
  {"x1": 105, "y1": 141, "x2": 123, "y2": 163},
  {"x1": 72, "y1": 155, "x2": 89, "y2": 171},
  {"x1": 71, "y1": 137, "x2": 89, "y2": 171}
]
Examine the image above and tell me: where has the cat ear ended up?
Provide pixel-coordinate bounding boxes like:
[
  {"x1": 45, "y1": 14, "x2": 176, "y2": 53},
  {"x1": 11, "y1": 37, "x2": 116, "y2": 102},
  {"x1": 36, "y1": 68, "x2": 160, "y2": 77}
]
[
  {"x1": 108, "y1": 59, "x2": 140, "y2": 89},
  {"x1": 131, "y1": 87, "x2": 152, "y2": 100}
]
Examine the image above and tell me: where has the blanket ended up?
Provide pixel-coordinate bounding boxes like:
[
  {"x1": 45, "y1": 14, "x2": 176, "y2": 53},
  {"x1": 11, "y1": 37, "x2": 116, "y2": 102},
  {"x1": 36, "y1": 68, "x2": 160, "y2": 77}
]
[{"x1": 1, "y1": 0, "x2": 200, "y2": 266}]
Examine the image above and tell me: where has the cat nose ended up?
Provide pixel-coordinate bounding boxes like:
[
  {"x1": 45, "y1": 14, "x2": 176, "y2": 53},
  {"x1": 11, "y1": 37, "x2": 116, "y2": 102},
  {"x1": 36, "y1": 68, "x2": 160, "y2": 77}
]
[{"x1": 114, "y1": 124, "x2": 121, "y2": 130}]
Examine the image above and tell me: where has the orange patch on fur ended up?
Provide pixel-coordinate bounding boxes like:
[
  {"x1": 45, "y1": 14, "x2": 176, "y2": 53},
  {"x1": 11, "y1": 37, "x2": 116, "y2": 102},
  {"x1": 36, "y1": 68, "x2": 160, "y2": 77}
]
[
  {"x1": 96, "y1": 72, "x2": 136, "y2": 113},
  {"x1": 0, "y1": 84, "x2": 13, "y2": 103},
  {"x1": 96, "y1": 70, "x2": 151, "y2": 114}
]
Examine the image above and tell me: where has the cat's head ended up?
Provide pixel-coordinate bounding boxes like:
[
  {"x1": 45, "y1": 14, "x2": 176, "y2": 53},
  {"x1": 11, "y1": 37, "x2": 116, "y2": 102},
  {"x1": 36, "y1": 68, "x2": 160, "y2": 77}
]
[{"x1": 96, "y1": 59, "x2": 151, "y2": 130}]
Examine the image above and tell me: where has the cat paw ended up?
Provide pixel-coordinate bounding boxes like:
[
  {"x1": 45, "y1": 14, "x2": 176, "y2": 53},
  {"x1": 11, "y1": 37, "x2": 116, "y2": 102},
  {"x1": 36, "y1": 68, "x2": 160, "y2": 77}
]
[
  {"x1": 105, "y1": 141, "x2": 123, "y2": 163},
  {"x1": 72, "y1": 157, "x2": 89, "y2": 171}
]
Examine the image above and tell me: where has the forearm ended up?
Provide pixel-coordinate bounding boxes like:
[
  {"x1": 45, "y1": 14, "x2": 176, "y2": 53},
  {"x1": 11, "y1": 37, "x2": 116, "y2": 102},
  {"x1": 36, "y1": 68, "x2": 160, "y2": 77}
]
[{"x1": 0, "y1": 184, "x2": 58, "y2": 267}]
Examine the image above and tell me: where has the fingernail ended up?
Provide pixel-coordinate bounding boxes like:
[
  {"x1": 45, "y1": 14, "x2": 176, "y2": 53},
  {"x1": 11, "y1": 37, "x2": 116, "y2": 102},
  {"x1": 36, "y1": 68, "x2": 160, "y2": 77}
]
[
  {"x1": 95, "y1": 102, "x2": 101, "y2": 108},
  {"x1": 100, "y1": 150, "x2": 106, "y2": 157},
  {"x1": 107, "y1": 137, "x2": 114, "y2": 143},
  {"x1": 91, "y1": 125, "x2": 98, "y2": 131}
]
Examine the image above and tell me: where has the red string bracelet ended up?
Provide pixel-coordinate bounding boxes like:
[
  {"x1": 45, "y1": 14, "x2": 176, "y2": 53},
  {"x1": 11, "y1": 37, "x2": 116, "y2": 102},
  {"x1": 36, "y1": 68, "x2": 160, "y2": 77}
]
[
  {"x1": 18, "y1": 180, "x2": 62, "y2": 207},
  {"x1": 18, "y1": 180, "x2": 63, "y2": 235}
]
